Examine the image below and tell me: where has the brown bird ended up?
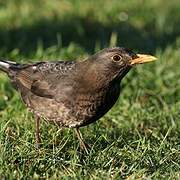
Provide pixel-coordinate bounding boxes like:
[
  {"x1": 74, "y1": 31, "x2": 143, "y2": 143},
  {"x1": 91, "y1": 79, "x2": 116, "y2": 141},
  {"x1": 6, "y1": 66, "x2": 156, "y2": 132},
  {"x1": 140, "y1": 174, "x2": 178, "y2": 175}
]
[{"x1": 0, "y1": 47, "x2": 156, "y2": 152}]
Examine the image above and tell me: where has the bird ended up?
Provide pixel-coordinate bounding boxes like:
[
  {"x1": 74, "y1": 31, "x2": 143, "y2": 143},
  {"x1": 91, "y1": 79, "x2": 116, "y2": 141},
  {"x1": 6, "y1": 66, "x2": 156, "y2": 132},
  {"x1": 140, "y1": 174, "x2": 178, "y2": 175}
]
[{"x1": 0, "y1": 47, "x2": 156, "y2": 152}]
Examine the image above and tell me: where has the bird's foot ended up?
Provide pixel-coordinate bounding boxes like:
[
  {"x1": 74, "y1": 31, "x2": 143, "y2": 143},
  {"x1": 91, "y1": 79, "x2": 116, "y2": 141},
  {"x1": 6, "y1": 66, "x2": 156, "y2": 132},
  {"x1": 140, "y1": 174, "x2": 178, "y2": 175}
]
[
  {"x1": 35, "y1": 133, "x2": 41, "y2": 151},
  {"x1": 74, "y1": 128, "x2": 90, "y2": 153},
  {"x1": 35, "y1": 142, "x2": 41, "y2": 150},
  {"x1": 79, "y1": 141, "x2": 91, "y2": 154}
]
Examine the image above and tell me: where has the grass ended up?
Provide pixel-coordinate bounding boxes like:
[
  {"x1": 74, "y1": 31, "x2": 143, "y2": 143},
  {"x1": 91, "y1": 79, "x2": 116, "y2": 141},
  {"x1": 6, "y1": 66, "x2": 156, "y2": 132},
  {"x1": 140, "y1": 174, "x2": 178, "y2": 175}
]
[{"x1": 0, "y1": 0, "x2": 179, "y2": 179}]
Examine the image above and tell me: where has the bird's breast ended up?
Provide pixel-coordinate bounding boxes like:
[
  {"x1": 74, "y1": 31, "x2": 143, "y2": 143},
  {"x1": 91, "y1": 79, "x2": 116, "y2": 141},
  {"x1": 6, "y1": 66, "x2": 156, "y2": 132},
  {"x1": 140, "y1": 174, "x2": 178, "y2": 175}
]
[{"x1": 73, "y1": 83, "x2": 120, "y2": 126}]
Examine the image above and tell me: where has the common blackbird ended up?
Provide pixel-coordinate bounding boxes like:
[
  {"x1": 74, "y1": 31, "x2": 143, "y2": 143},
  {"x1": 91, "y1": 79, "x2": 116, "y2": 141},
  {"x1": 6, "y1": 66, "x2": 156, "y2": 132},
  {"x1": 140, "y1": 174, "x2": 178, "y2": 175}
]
[{"x1": 0, "y1": 47, "x2": 156, "y2": 151}]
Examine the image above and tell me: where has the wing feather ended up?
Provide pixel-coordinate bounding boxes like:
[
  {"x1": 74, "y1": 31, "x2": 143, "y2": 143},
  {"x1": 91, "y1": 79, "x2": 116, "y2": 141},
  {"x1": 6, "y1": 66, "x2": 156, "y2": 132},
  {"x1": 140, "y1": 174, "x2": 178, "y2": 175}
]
[{"x1": 15, "y1": 61, "x2": 76, "y2": 98}]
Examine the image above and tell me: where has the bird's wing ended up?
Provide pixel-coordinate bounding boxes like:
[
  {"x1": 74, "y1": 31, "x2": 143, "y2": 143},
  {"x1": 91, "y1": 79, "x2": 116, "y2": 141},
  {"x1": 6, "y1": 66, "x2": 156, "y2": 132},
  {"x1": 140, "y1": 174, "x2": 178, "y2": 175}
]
[{"x1": 15, "y1": 61, "x2": 76, "y2": 98}]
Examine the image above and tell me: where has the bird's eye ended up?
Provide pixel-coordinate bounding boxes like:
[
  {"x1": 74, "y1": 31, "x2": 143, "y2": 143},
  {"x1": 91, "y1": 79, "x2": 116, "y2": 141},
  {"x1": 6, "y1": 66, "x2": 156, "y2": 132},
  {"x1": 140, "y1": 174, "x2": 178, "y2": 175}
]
[{"x1": 112, "y1": 54, "x2": 122, "y2": 62}]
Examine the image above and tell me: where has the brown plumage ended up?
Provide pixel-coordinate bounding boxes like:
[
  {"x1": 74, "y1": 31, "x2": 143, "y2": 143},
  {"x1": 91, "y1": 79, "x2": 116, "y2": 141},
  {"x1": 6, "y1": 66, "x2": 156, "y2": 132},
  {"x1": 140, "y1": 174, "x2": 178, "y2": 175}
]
[{"x1": 0, "y1": 47, "x2": 156, "y2": 152}]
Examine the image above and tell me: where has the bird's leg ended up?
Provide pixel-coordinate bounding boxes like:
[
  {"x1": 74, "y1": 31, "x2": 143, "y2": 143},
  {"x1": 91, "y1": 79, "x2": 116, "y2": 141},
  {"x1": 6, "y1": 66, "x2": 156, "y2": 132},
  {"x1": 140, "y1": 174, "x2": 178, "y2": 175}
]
[
  {"x1": 35, "y1": 115, "x2": 41, "y2": 149},
  {"x1": 74, "y1": 128, "x2": 89, "y2": 153}
]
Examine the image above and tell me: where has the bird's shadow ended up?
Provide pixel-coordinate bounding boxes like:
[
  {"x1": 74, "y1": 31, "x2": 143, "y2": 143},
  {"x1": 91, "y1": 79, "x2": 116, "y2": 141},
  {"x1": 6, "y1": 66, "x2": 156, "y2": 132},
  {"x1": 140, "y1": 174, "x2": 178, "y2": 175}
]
[{"x1": 0, "y1": 16, "x2": 179, "y2": 57}]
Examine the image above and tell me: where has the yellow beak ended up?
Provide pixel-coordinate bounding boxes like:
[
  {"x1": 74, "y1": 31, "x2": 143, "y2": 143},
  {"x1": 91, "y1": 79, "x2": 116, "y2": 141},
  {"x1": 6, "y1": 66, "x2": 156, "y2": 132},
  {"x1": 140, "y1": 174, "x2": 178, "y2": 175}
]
[{"x1": 130, "y1": 54, "x2": 157, "y2": 65}]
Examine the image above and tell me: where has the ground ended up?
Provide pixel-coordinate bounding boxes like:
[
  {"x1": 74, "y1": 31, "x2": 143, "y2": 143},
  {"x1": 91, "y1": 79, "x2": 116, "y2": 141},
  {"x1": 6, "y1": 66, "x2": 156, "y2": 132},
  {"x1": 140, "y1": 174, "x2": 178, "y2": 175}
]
[{"x1": 0, "y1": 0, "x2": 179, "y2": 179}]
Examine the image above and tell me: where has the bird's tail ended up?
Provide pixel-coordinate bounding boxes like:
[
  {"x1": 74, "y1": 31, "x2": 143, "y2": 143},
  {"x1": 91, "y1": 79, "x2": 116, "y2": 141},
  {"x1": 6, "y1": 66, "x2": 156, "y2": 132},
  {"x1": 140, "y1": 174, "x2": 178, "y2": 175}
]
[{"x1": 0, "y1": 59, "x2": 20, "y2": 74}]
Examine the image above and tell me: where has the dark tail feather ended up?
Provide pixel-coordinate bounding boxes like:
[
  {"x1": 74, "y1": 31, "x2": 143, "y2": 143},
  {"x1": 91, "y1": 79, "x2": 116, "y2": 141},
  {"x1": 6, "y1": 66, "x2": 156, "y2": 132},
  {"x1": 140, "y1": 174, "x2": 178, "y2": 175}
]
[{"x1": 0, "y1": 59, "x2": 20, "y2": 74}]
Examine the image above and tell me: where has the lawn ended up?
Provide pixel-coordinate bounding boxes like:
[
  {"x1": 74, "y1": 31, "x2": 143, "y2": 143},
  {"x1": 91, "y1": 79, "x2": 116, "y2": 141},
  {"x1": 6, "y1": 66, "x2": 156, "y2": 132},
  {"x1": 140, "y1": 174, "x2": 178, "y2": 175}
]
[{"x1": 0, "y1": 0, "x2": 179, "y2": 179}]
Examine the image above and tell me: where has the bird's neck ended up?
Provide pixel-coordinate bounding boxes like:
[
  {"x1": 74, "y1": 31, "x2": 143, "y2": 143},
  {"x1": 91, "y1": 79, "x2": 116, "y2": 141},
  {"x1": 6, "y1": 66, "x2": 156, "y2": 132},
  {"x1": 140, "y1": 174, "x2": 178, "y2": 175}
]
[{"x1": 75, "y1": 61, "x2": 121, "y2": 92}]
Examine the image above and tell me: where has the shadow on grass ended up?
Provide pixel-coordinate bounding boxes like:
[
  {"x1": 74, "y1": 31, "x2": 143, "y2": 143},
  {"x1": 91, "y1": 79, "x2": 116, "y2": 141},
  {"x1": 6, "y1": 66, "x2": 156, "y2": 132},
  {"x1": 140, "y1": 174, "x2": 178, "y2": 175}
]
[{"x1": 0, "y1": 16, "x2": 179, "y2": 56}]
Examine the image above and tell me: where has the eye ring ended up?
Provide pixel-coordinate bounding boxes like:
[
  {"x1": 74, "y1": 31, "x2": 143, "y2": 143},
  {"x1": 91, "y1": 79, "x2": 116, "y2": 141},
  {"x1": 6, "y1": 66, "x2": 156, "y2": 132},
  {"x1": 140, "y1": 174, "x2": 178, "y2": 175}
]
[{"x1": 112, "y1": 54, "x2": 122, "y2": 62}]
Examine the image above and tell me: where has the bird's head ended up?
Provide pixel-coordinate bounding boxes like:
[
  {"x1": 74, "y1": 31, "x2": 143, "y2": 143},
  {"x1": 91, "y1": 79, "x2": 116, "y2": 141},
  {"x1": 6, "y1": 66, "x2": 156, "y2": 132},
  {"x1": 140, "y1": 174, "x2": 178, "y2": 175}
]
[{"x1": 88, "y1": 47, "x2": 157, "y2": 82}]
